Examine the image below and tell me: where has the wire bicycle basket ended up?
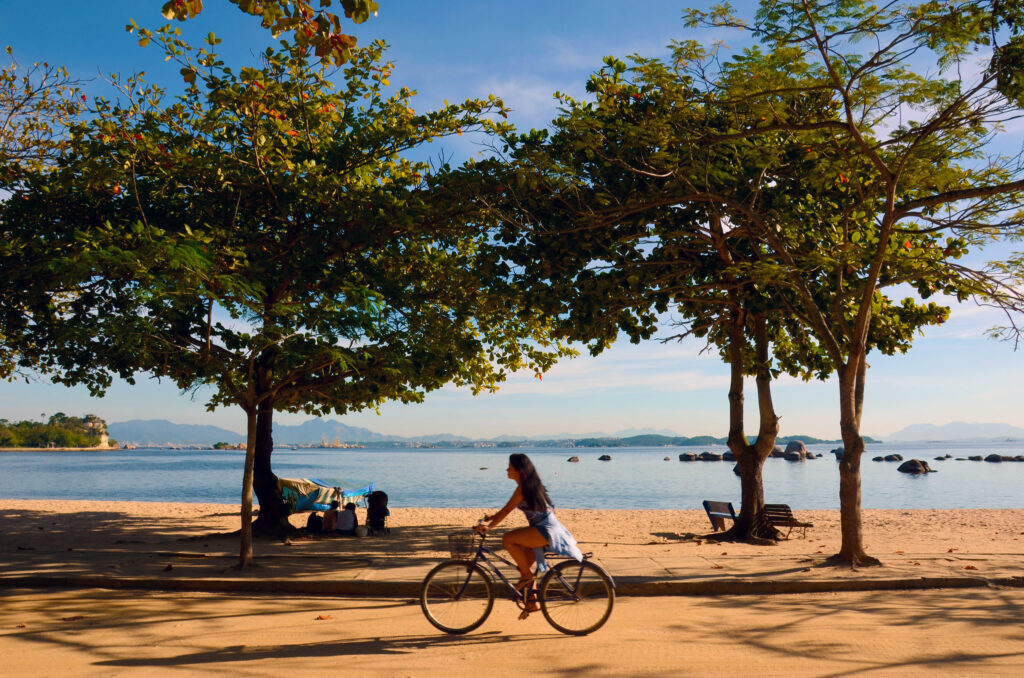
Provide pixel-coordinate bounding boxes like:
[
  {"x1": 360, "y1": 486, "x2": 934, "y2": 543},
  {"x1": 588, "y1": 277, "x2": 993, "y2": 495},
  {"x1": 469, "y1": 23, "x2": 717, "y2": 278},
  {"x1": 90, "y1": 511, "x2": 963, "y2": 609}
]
[{"x1": 447, "y1": 532, "x2": 481, "y2": 559}]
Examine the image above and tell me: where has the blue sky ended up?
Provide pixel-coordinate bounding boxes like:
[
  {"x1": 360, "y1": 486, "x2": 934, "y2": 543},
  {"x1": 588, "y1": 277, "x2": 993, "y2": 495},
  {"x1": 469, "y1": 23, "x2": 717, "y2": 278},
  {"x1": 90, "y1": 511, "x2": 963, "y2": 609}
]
[{"x1": 2, "y1": 1, "x2": 1023, "y2": 440}]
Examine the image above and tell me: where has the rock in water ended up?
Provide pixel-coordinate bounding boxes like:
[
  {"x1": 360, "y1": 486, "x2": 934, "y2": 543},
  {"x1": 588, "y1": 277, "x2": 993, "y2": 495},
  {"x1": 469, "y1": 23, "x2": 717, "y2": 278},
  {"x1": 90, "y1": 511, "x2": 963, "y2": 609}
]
[
  {"x1": 598, "y1": 454, "x2": 612, "y2": 461},
  {"x1": 567, "y1": 456, "x2": 580, "y2": 463},
  {"x1": 784, "y1": 440, "x2": 807, "y2": 457},
  {"x1": 897, "y1": 459, "x2": 934, "y2": 474}
]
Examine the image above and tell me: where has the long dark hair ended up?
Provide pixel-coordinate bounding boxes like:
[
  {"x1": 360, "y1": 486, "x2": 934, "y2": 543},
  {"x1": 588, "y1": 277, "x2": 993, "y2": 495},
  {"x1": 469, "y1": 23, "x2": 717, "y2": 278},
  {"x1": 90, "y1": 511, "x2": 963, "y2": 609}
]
[{"x1": 510, "y1": 453, "x2": 552, "y2": 512}]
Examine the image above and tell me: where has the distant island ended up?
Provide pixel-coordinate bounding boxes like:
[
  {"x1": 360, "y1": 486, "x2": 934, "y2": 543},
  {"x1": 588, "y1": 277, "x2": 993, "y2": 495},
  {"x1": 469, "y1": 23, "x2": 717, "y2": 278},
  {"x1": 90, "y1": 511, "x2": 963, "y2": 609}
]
[{"x1": 0, "y1": 414, "x2": 116, "y2": 450}]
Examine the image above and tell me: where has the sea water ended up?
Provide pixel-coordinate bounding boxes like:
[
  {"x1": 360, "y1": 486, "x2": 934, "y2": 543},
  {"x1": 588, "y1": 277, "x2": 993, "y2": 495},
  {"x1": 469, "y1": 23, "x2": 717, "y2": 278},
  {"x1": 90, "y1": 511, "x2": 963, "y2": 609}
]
[{"x1": 1, "y1": 442, "x2": 1022, "y2": 509}]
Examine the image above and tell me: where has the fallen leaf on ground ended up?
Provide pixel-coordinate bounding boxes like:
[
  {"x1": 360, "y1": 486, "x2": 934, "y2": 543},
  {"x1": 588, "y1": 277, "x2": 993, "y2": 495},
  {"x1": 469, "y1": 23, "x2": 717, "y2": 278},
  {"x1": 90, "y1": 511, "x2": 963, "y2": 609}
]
[
  {"x1": 720, "y1": 552, "x2": 727, "y2": 555},
  {"x1": 695, "y1": 540, "x2": 702, "y2": 545},
  {"x1": 16, "y1": 624, "x2": 26, "y2": 629},
  {"x1": 964, "y1": 565, "x2": 978, "y2": 570},
  {"x1": 164, "y1": 564, "x2": 173, "y2": 571},
  {"x1": 711, "y1": 565, "x2": 723, "y2": 569},
  {"x1": 315, "y1": 614, "x2": 334, "y2": 620},
  {"x1": 61, "y1": 616, "x2": 84, "y2": 622},
  {"x1": 894, "y1": 550, "x2": 904, "y2": 554}
]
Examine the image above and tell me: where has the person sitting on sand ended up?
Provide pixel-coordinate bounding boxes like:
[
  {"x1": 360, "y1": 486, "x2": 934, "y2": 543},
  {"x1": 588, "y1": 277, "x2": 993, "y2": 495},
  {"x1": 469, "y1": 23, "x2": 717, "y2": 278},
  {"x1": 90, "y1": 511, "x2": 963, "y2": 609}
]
[
  {"x1": 336, "y1": 502, "x2": 358, "y2": 536},
  {"x1": 476, "y1": 453, "x2": 582, "y2": 615},
  {"x1": 322, "y1": 501, "x2": 340, "y2": 533}
]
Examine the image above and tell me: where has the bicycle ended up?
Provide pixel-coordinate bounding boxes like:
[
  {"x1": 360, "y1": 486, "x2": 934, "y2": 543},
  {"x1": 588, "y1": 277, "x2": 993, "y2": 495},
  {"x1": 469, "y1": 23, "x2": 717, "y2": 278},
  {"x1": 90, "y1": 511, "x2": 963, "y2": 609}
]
[{"x1": 419, "y1": 525, "x2": 615, "y2": 636}]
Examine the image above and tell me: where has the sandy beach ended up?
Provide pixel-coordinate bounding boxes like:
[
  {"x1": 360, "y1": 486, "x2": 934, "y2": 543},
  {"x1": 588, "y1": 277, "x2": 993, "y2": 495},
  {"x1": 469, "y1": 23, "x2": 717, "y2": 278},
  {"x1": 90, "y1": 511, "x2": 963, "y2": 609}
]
[
  {"x1": 1, "y1": 500, "x2": 1022, "y2": 676},
  {"x1": 2, "y1": 500, "x2": 1022, "y2": 568}
]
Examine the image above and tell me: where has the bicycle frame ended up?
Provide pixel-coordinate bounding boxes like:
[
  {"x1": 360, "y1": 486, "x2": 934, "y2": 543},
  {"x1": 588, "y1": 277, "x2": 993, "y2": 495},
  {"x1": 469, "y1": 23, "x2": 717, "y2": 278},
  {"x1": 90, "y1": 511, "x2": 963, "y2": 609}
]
[
  {"x1": 462, "y1": 536, "x2": 529, "y2": 603},
  {"x1": 459, "y1": 533, "x2": 612, "y2": 604}
]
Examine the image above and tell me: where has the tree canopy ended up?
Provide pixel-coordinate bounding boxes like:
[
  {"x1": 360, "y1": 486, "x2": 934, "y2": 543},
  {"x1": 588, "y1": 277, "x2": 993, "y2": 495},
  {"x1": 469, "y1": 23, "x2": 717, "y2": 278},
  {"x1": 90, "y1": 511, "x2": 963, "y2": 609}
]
[
  {"x1": 156, "y1": 0, "x2": 379, "y2": 65},
  {"x1": 0, "y1": 34, "x2": 567, "y2": 565}
]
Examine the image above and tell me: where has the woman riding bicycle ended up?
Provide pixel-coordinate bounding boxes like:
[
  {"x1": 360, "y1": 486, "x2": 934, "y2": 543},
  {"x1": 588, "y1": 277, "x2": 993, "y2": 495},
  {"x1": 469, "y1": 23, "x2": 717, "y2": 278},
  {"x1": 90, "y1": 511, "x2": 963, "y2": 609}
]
[{"x1": 476, "y1": 453, "x2": 583, "y2": 611}]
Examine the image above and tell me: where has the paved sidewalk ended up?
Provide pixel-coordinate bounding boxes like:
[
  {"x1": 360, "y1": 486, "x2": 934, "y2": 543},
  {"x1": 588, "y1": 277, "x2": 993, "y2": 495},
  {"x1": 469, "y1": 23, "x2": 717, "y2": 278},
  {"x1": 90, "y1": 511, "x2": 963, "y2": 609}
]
[{"x1": 3, "y1": 520, "x2": 1022, "y2": 597}]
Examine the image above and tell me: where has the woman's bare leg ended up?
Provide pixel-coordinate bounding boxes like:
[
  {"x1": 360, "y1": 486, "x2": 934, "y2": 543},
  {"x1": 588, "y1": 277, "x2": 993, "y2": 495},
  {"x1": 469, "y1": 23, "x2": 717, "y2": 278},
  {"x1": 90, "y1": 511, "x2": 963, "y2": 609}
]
[{"x1": 502, "y1": 526, "x2": 548, "y2": 581}]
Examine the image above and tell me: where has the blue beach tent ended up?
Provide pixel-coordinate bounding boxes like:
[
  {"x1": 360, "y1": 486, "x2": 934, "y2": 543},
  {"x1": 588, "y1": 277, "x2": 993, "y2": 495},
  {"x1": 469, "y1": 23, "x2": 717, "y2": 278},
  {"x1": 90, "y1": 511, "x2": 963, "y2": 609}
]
[{"x1": 277, "y1": 477, "x2": 375, "y2": 513}]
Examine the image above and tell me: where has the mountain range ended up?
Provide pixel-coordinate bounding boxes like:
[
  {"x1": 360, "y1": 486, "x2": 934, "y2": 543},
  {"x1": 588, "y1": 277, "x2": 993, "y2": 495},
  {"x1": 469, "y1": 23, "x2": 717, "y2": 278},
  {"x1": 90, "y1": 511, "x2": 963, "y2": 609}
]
[
  {"x1": 108, "y1": 419, "x2": 691, "y2": 447},
  {"x1": 107, "y1": 418, "x2": 1024, "y2": 447},
  {"x1": 885, "y1": 421, "x2": 1024, "y2": 442}
]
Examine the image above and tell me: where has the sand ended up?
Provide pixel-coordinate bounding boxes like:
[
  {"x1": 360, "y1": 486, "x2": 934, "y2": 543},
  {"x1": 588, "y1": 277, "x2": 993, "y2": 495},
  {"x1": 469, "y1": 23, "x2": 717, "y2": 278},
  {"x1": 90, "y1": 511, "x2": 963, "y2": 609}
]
[{"x1": 1, "y1": 500, "x2": 1023, "y2": 676}]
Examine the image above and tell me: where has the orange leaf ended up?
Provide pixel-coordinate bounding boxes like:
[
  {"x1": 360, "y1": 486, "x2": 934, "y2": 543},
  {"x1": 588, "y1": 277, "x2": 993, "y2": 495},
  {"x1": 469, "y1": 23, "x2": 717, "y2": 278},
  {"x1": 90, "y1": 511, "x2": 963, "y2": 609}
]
[
  {"x1": 315, "y1": 614, "x2": 334, "y2": 620},
  {"x1": 286, "y1": 130, "x2": 300, "y2": 137},
  {"x1": 964, "y1": 565, "x2": 978, "y2": 570}
]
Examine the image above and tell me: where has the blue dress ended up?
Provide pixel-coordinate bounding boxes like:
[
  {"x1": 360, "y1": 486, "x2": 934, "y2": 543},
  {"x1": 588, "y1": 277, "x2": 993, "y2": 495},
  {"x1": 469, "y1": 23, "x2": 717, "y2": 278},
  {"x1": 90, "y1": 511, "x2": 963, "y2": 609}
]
[{"x1": 519, "y1": 502, "x2": 583, "y2": 568}]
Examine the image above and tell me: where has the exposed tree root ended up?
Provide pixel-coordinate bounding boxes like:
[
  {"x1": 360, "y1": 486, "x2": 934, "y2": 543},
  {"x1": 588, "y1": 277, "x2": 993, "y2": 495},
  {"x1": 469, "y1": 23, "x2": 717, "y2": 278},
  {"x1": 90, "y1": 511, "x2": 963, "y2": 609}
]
[
  {"x1": 825, "y1": 551, "x2": 884, "y2": 568},
  {"x1": 703, "y1": 522, "x2": 780, "y2": 545}
]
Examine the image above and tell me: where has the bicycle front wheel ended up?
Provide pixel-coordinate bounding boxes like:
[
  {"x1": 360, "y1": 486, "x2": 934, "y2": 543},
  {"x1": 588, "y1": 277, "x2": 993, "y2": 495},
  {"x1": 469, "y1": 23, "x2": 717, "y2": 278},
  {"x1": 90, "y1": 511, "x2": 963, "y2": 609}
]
[
  {"x1": 420, "y1": 560, "x2": 494, "y2": 634},
  {"x1": 539, "y1": 559, "x2": 614, "y2": 635}
]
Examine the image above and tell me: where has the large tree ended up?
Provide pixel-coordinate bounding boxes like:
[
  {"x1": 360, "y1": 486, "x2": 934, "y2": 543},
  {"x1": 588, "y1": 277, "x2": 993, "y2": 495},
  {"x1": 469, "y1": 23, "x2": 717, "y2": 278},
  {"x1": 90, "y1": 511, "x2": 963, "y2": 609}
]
[
  {"x1": 485, "y1": 52, "x2": 934, "y2": 543},
  {"x1": 1, "y1": 34, "x2": 566, "y2": 566},
  {"x1": 677, "y1": 0, "x2": 1024, "y2": 565}
]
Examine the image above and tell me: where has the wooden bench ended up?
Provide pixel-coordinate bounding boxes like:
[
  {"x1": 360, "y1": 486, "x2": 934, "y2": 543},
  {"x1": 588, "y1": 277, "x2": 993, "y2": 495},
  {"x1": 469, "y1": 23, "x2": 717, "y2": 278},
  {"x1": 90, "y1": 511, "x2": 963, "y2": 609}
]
[
  {"x1": 762, "y1": 503, "x2": 813, "y2": 539},
  {"x1": 702, "y1": 500, "x2": 737, "y2": 532}
]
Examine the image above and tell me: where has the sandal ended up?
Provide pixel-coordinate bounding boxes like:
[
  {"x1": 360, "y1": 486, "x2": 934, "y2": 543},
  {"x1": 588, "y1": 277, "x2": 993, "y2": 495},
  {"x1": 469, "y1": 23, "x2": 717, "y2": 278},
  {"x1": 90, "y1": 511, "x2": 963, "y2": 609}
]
[{"x1": 518, "y1": 590, "x2": 540, "y2": 619}]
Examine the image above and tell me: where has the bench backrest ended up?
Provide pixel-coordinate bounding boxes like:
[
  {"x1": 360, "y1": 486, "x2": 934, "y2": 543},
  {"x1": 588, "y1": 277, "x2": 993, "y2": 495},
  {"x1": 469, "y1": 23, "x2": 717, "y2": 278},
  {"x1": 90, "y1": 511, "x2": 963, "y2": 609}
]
[
  {"x1": 702, "y1": 500, "x2": 737, "y2": 531},
  {"x1": 762, "y1": 503, "x2": 795, "y2": 519}
]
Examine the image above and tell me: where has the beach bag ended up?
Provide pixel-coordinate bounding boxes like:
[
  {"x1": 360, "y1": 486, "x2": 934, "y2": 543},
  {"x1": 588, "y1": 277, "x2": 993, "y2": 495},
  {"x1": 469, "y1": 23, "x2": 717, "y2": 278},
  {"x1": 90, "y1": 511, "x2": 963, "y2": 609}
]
[{"x1": 305, "y1": 512, "x2": 324, "y2": 534}]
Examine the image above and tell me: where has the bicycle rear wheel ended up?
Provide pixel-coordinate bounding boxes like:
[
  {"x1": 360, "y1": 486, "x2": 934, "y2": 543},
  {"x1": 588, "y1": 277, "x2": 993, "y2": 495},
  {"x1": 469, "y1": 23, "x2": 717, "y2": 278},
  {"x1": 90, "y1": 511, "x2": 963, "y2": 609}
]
[
  {"x1": 420, "y1": 559, "x2": 494, "y2": 634},
  {"x1": 538, "y1": 559, "x2": 614, "y2": 635}
]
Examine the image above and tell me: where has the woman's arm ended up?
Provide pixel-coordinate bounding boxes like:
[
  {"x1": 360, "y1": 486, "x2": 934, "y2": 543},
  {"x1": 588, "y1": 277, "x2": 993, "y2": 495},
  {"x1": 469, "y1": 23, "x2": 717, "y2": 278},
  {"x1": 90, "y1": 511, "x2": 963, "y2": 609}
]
[{"x1": 480, "y1": 486, "x2": 523, "y2": 532}]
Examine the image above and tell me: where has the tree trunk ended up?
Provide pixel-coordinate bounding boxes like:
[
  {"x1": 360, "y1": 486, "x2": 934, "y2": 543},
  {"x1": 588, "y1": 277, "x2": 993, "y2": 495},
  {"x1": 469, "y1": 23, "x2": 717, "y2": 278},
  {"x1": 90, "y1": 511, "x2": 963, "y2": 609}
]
[
  {"x1": 830, "y1": 351, "x2": 881, "y2": 567},
  {"x1": 238, "y1": 407, "x2": 257, "y2": 569},
  {"x1": 251, "y1": 402, "x2": 291, "y2": 538},
  {"x1": 714, "y1": 308, "x2": 779, "y2": 542}
]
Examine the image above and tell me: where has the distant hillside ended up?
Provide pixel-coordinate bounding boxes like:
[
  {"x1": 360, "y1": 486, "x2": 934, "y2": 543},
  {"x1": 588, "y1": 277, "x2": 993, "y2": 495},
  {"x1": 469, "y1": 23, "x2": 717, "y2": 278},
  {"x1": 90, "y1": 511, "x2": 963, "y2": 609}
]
[
  {"x1": 109, "y1": 418, "x2": 471, "y2": 446},
  {"x1": 271, "y1": 419, "x2": 389, "y2": 443},
  {"x1": 568, "y1": 433, "x2": 857, "y2": 448},
  {"x1": 108, "y1": 420, "x2": 244, "y2": 447},
  {"x1": 108, "y1": 418, "x2": 876, "y2": 447},
  {"x1": 887, "y1": 421, "x2": 1024, "y2": 441}
]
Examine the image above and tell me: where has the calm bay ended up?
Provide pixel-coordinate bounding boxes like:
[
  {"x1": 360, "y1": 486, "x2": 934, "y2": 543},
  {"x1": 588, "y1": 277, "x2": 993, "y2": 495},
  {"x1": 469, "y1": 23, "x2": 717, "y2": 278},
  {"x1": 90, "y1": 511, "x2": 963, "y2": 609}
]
[{"x1": 2, "y1": 441, "x2": 1023, "y2": 510}]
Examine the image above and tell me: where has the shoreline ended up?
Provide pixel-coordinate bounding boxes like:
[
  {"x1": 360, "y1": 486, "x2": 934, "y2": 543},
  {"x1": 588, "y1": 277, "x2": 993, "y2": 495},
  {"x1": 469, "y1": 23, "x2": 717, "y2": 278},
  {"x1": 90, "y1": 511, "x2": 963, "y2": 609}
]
[{"x1": 0, "y1": 446, "x2": 119, "y2": 452}]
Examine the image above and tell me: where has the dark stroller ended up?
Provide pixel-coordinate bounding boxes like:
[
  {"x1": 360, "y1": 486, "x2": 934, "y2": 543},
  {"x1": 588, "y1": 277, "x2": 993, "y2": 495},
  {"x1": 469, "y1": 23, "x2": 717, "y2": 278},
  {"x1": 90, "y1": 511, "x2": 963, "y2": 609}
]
[{"x1": 366, "y1": 490, "x2": 390, "y2": 536}]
